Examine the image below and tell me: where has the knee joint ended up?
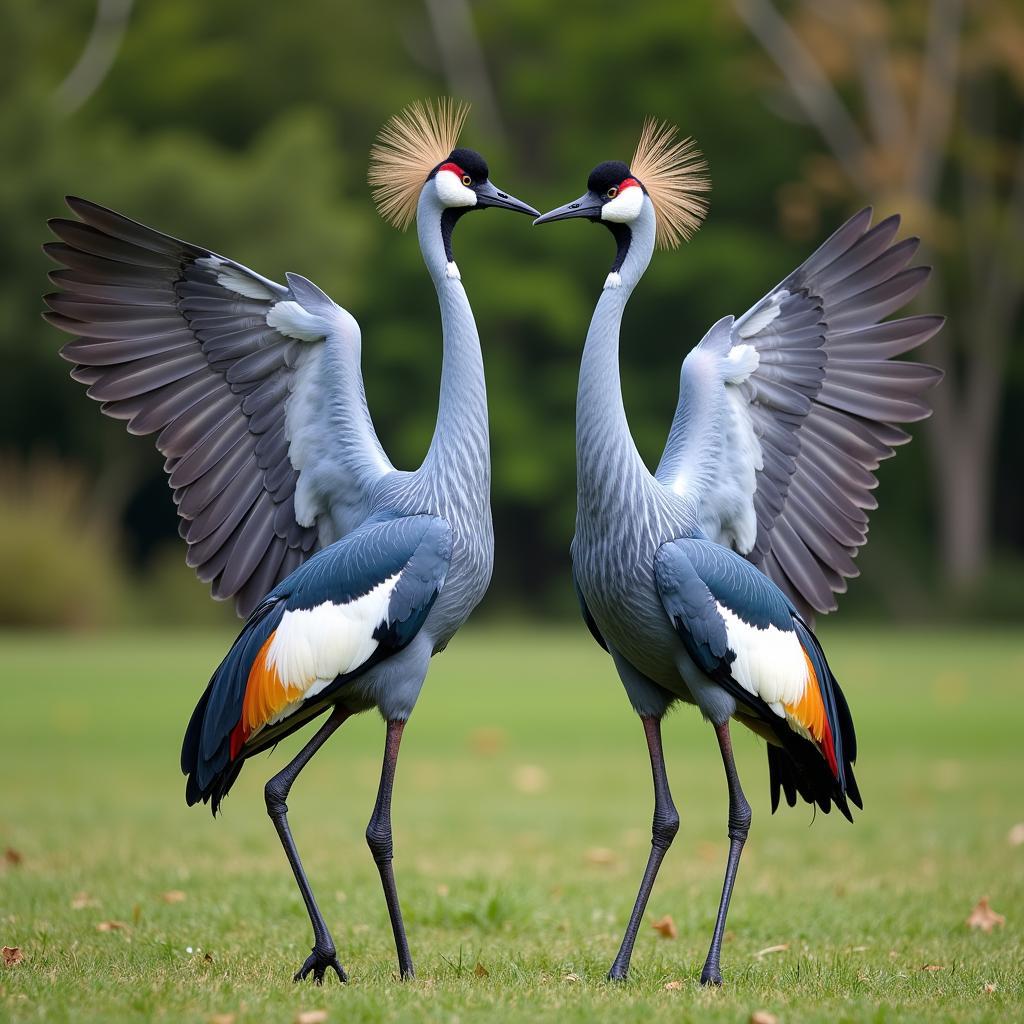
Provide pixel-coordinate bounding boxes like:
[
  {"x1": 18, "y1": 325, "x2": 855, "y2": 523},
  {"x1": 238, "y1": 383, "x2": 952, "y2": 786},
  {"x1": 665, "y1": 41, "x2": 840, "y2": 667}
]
[
  {"x1": 264, "y1": 778, "x2": 288, "y2": 816},
  {"x1": 728, "y1": 797, "x2": 751, "y2": 841},
  {"x1": 365, "y1": 819, "x2": 393, "y2": 864},
  {"x1": 652, "y1": 807, "x2": 680, "y2": 850}
]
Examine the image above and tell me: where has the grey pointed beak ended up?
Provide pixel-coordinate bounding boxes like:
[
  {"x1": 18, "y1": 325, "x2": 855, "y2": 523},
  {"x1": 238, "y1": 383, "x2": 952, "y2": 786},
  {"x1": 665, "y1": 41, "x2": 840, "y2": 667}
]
[
  {"x1": 475, "y1": 180, "x2": 539, "y2": 217},
  {"x1": 533, "y1": 192, "x2": 603, "y2": 225}
]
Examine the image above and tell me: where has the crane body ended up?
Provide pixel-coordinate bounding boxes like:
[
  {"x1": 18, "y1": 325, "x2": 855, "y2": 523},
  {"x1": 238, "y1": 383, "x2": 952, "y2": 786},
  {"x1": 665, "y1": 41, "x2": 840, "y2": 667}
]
[
  {"x1": 537, "y1": 127, "x2": 940, "y2": 986},
  {"x1": 45, "y1": 101, "x2": 537, "y2": 983}
]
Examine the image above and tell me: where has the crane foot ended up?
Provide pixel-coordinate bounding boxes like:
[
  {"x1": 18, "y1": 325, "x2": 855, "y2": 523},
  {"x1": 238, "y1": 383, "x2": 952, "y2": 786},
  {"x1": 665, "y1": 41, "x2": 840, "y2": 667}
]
[
  {"x1": 699, "y1": 964, "x2": 723, "y2": 987},
  {"x1": 293, "y1": 947, "x2": 348, "y2": 985}
]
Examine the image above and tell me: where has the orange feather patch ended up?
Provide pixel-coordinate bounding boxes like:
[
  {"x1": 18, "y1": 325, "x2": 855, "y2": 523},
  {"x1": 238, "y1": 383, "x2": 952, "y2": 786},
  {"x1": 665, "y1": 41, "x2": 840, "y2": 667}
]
[
  {"x1": 230, "y1": 630, "x2": 305, "y2": 759},
  {"x1": 784, "y1": 649, "x2": 838, "y2": 776}
]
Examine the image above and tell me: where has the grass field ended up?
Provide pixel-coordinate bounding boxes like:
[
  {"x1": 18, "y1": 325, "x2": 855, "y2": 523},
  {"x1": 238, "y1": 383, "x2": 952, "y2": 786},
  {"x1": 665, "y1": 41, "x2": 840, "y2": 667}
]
[{"x1": 2, "y1": 625, "x2": 1022, "y2": 1022}]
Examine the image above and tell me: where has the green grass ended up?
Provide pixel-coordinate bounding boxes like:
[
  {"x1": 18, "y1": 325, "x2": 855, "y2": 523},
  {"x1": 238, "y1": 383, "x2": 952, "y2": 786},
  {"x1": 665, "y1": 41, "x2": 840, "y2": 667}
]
[{"x1": 2, "y1": 625, "x2": 1022, "y2": 1023}]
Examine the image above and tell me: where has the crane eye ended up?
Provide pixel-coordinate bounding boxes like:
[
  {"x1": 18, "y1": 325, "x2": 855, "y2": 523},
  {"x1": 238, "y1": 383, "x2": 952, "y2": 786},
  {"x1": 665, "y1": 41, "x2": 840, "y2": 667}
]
[
  {"x1": 462, "y1": 174, "x2": 473, "y2": 187},
  {"x1": 606, "y1": 186, "x2": 618, "y2": 199}
]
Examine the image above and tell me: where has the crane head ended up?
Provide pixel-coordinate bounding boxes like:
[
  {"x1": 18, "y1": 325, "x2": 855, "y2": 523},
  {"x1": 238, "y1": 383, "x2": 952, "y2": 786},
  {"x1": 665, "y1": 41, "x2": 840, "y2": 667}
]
[
  {"x1": 369, "y1": 100, "x2": 537, "y2": 232},
  {"x1": 535, "y1": 120, "x2": 709, "y2": 252},
  {"x1": 533, "y1": 160, "x2": 644, "y2": 229},
  {"x1": 428, "y1": 147, "x2": 539, "y2": 218}
]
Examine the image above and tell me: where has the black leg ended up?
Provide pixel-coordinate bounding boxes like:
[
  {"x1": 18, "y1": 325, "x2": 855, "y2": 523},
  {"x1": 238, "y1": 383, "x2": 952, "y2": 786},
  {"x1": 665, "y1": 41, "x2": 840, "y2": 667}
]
[
  {"x1": 608, "y1": 715, "x2": 680, "y2": 981},
  {"x1": 365, "y1": 719, "x2": 415, "y2": 979},
  {"x1": 264, "y1": 704, "x2": 352, "y2": 985},
  {"x1": 700, "y1": 720, "x2": 752, "y2": 987}
]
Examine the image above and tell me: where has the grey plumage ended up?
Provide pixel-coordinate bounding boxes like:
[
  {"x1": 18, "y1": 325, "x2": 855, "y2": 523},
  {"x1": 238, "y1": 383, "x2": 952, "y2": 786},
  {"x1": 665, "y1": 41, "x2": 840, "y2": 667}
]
[
  {"x1": 48, "y1": 142, "x2": 537, "y2": 983},
  {"x1": 538, "y1": 176, "x2": 940, "y2": 986}
]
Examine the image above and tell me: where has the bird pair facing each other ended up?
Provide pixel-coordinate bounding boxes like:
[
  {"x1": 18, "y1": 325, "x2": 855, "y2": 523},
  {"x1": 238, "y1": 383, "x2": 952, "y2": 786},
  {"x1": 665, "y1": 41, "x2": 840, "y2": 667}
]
[{"x1": 45, "y1": 99, "x2": 942, "y2": 987}]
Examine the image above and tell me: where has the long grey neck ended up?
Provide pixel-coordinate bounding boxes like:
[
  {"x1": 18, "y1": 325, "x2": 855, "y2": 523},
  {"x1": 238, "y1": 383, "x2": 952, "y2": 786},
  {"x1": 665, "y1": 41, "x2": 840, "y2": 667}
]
[
  {"x1": 576, "y1": 202, "x2": 657, "y2": 521},
  {"x1": 415, "y1": 198, "x2": 490, "y2": 507}
]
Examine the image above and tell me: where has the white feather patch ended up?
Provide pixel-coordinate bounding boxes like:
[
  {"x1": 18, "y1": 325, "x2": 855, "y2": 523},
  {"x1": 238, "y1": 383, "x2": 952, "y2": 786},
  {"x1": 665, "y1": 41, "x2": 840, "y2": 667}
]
[
  {"x1": 267, "y1": 300, "x2": 329, "y2": 342},
  {"x1": 725, "y1": 343, "x2": 759, "y2": 384},
  {"x1": 445, "y1": 261, "x2": 462, "y2": 280},
  {"x1": 717, "y1": 602, "x2": 808, "y2": 709},
  {"x1": 736, "y1": 291, "x2": 787, "y2": 339},
  {"x1": 604, "y1": 271, "x2": 622, "y2": 289},
  {"x1": 601, "y1": 185, "x2": 644, "y2": 223},
  {"x1": 435, "y1": 169, "x2": 477, "y2": 208},
  {"x1": 196, "y1": 256, "x2": 276, "y2": 301},
  {"x1": 263, "y1": 572, "x2": 403, "y2": 724}
]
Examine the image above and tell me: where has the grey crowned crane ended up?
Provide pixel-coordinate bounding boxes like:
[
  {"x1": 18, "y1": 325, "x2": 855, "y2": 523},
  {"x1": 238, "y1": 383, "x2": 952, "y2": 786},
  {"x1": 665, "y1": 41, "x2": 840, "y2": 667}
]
[
  {"x1": 44, "y1": 100, "x2": 538, "y2": 984},
  {"x1": 536, "y1": 120, "x2": 942, "y2": 986}
]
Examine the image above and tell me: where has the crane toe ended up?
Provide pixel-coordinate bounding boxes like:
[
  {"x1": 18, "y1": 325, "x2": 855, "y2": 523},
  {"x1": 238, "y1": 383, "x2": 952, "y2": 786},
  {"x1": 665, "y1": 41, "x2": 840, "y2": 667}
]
[{"x1": 293, "y1": 947, "x2": 348, "y2": 985}]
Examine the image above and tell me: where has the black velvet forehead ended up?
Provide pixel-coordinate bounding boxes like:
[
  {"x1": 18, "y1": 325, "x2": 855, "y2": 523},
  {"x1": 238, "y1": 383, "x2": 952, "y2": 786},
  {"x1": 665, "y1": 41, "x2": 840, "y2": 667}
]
[
  {"x1": 588, "y1": 160, "x2": 632, "y2": 194},
  {"x1": 448, "y1": 147, "x2": 489, "y2": 182}
]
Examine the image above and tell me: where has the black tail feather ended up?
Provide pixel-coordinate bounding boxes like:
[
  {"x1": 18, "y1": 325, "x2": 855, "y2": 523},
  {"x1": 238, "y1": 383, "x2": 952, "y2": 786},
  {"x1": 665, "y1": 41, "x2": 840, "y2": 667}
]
[{"x1": 766, "y1": 738, "x2": 860, "y2": 822}]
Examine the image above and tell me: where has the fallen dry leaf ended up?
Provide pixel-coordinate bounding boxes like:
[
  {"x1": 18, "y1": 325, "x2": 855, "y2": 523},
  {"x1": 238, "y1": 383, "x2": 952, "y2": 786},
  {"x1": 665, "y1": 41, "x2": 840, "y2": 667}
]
[
  {"x1": 95, "y1": 920, "x2": 129, "y2": 932},
  {"x1": 663, "y1": 980, "x2": 684, "y2": 990},
  {"x1": 469, "y1": 727, "x2": 506, "y2": 755},
  {"x1": 2, "y1": 946, "x2": 24, "y2": 967},
  {"x1": 161, "y1": 890, "x2": 186, "y2": 904},
  {"x1": 921, "y1": 964, "x2": 944, "y2": 972},
  {"x1": 982, "y1": 982, "x2": 997, "y2": 993},
  {"x1": 3, "y1": 849, "x2": 22, "y2": 867},
  {"x1": 71, "y1": 892, "x2": 98, "y2": 910},
  {"x1": 966, "y1": 897, "x2": 1006, "y2": 933},
  {"x1": 1009, "y1": 823, "x2": 1024, "y2": 847},
  {"x1": 209, "y1": 1015, "x2": 236, "y2": 1024},
  {"x1": 650, "y1": 915, "x2": 678, "y2": 939},
  {"x1": 294, "y1": 1012, "x2": 328, "y2": 1024},
  {"x1": 562, "y1": 972, "x2": 581, "y2": 983},
  {"x1": 754, "y1": 943, "x2": 790, "y2": 959},
  {"x1": 513, "y1": 764, "x2": 548, "y2": 794},
  {"x1": 584, "y1": 847, "x2": 618, "y2": 866},
  {"x1": 750, "y1": 1013, "x2": 779, "y2": 1024},
  {"x1": 473, "y1": 961, "x2": 489, "y2": 978}
]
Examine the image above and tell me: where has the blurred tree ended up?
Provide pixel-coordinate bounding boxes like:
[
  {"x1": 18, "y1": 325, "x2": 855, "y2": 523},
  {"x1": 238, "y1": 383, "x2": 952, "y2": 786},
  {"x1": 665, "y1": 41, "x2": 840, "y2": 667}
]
[
  {"x1": 733, "y1": 0, "x2": 1024, "y2": 593},
  {"x1": 2, "y1": 0, "x2": 1018, "y2": 624}
]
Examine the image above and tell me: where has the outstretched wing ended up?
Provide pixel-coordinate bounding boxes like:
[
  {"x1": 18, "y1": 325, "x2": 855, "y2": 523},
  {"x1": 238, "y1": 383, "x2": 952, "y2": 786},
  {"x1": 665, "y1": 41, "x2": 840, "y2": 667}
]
[
  {"x1": 182, "y1": 513, "x2": 452, "y2": 812},
  {"x1": 45, "y1": 197, "x2": 393, "y2": 616},
  {"x1": 656, "y1": 209, "x2": 943, "y2": 620}
]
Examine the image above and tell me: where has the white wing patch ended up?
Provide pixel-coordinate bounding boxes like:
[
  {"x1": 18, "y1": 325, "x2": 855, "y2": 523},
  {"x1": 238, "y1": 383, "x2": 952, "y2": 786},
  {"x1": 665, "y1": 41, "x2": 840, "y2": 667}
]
[
  {"x1": 264, "y1": 571, "x2": 403, "y2": 725},
  {"x1": 267, "y1": 300, "x2": 330, "y2": 342},
  {"x1": 736, "y1": 290, "x2": 788, "y2": 339},
  {"x1": 724, "y1": 343, "x2": 759, "y2": 383},
  {"x1": 717, "y1": 602, "x2": 808, "y2": 713},
  {"x1": 196, "y1": 256, "x2": 277, "y2": 301}
]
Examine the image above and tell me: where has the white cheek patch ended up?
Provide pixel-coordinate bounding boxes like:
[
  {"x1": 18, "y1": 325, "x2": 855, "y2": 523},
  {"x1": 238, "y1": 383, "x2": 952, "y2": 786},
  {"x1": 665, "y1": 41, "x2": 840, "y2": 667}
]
[
  {"x1": 600, "y1": 185, "x2": 644, "y2": 224},
  {"x1": 435, "y1": 169, "x2": 477, "y2": 209}
]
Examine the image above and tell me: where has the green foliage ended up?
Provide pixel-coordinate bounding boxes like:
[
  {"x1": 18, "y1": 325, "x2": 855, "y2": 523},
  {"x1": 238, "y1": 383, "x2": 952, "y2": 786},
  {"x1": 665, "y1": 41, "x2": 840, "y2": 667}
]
[
  {"x1": 0, "y1": 457, "x2": 124, "y2": 627},
  {"x1": 2, "y1": 626, "x2": 1022, "y2": 1020},
  {"x1": 3, "y1": 0, "x2": 1018, "y2": 621}
]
